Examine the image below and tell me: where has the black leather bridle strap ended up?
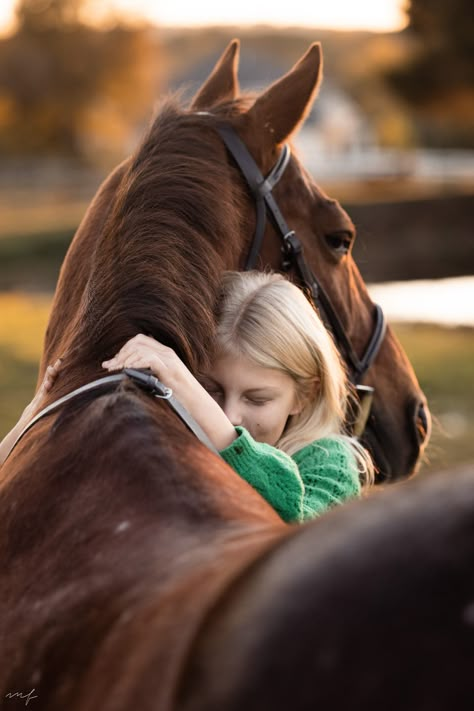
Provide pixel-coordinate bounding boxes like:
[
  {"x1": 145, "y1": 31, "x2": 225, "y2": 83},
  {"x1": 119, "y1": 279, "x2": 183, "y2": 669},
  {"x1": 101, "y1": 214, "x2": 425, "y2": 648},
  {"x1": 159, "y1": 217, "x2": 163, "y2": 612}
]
[
  {"x1": 2, "y1": 369, "x2": 220, "y2": 465},
  {"x1": 217, "y1": 124, "x2": 291, "y2": 270},
  {"x1": 216, "y1": 123, "x2": 387, "y2": 384},
  {"x1": 286, "y1": 232, "x2": 387, "y2": 382}
]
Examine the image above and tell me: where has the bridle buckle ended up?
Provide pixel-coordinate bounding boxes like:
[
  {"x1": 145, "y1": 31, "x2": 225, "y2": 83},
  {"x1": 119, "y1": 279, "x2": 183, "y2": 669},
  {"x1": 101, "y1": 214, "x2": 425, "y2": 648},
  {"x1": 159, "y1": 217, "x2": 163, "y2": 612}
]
[
  {"x1": 351, "y1": 385, "x2": 375, "y2": 438},
  {"x1": 124, "y1": 368, "x2": 173, "y2": 399},
  {"x1": 281, "y1": 230, "x2": 301, "y2": 269}
]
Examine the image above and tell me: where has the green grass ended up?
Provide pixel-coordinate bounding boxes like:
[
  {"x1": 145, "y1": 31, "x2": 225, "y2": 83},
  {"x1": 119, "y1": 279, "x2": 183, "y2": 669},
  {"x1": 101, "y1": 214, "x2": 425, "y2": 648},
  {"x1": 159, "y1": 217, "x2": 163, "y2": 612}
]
[
  {"x1": 392, "y1": 323, "x2": 474, "y2": 473},
  {"x1": 0, "y1": 292, "x2": 51, "y2": 430},
  {"x1": 0, "y1": 194, "x2": 84, "y2": 290},
  {"x1": 0, "y1": 228, "x2": 74, "y2": 290},
  {"x1": 0, "y1": 346, "x2": 43, "y2": 431}
]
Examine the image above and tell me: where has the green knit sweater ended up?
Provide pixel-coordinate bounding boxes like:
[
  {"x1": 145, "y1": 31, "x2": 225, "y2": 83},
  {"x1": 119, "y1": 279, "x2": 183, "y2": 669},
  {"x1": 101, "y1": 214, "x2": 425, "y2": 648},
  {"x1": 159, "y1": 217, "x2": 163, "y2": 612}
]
[{"x1": 220, "y1": 426, "x2": 361, "y2": 524}]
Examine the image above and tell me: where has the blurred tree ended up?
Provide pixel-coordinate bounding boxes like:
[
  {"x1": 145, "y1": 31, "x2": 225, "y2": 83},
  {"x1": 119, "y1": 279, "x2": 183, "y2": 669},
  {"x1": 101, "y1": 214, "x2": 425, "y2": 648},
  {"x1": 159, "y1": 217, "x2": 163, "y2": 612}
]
[
  {"x1": 16, "y1": 0, "x2": 84, "y2": 30},
  {"x1": 0, "y1": 0, "x2": 159, "y2": 162},
  {"x1": 386, "y1": 0, "x2": 474, "y2": 146}
]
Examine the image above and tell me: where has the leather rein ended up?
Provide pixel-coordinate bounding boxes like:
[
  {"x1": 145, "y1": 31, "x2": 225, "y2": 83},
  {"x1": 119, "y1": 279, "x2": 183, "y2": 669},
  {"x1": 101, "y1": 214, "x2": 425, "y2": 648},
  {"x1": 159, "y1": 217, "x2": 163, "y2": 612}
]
[{"x1": 2, "y1": 368, "x2": 220, "y2": 465}]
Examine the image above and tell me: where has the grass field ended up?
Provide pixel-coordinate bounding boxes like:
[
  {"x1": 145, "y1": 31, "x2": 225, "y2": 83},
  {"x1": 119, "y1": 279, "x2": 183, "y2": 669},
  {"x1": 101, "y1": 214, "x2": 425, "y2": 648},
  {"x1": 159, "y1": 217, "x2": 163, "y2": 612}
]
[
  {"x1": 1, "y1": 291, "x2": 473, "y2": 475},
  {"x1": 391, "y1": 323, "x2": 474, "y2": 473},
  {"x1": 0, "y1": 292, "x2": 51, "y2": 436}
]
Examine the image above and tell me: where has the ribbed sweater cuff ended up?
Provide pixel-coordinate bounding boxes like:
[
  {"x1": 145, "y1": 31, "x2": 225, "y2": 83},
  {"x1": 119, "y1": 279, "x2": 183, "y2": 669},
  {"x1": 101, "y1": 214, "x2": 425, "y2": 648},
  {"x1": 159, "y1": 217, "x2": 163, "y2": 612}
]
[{"x1": 219, "y1": 426, "x2": 254, "y2": 467}]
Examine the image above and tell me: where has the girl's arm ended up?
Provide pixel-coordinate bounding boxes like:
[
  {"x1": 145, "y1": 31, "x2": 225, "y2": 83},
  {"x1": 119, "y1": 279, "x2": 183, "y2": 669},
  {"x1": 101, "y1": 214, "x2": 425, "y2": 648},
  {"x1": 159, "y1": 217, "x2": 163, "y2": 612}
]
[
  {"x1": 102, "y1": 334, "x2": 237, "y2": 451},
  {"x1": 220, "y1": 426, "x2": 305, "y2": 524},
  {"x1": 104, "y1": 335, "x2": 306, "y2": 523},
  {"x1": 0, "y1": 359, "x2": 61, "y2": 466}
]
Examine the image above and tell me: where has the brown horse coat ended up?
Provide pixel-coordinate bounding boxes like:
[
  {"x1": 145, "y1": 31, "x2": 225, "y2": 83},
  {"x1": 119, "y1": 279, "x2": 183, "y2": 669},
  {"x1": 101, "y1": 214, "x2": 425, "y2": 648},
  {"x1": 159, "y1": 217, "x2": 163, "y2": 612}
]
[{"x1": 0, "y1": 41, "x2": 449, "y2": 711}]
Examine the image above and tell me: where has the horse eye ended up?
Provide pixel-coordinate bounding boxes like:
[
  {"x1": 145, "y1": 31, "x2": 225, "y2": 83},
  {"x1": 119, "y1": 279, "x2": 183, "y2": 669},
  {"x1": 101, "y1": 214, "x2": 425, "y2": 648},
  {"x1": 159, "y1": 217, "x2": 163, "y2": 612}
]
[{"x1": 325, "y1": 231, "x2": 353, "y2": 255}]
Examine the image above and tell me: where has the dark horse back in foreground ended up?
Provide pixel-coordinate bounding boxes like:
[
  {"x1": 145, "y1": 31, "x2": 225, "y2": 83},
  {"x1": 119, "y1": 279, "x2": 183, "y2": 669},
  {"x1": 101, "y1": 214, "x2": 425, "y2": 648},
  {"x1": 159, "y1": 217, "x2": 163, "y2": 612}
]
[{"x1": 1, "y1": 42, "x2": 470, "y2": 711}]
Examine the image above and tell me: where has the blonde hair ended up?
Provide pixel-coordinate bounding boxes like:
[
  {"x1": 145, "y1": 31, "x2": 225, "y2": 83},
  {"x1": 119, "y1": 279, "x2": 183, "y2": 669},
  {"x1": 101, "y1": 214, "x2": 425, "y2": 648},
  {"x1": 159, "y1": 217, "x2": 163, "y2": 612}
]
[{"x1": 216, "y1": 271, "x2": 374, "y2": 486}]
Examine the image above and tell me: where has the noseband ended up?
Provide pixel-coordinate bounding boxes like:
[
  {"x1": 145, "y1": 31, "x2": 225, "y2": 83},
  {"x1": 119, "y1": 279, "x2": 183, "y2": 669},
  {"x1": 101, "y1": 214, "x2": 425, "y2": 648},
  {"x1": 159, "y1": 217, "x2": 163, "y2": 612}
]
[{"x1": 216, "y1": 124, "x2": 387, "y2": 437}]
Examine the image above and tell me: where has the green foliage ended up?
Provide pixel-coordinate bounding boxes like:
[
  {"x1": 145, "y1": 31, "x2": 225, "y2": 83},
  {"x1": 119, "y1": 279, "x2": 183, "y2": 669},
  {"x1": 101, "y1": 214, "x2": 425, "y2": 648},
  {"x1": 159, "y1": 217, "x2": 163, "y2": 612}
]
[
  {"x1": 16, "y1": 0, "x2": 85, "y2": 31},
  {"x1": 0, "y1": 0, "x2": 157, "y2": 160},
  {"x1": 385, "y1": 0, "x2": 474, "y2": 146},
  {"x1": 407, "y1": 0, "x2": 474, "y2": 56}
]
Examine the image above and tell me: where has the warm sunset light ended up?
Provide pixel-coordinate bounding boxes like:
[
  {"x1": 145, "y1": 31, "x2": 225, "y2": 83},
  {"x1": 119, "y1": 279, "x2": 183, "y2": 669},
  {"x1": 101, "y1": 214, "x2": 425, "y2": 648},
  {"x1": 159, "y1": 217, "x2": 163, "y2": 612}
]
[{"x1": 0, "y1": 0, "x2": 407, "y2": 35}]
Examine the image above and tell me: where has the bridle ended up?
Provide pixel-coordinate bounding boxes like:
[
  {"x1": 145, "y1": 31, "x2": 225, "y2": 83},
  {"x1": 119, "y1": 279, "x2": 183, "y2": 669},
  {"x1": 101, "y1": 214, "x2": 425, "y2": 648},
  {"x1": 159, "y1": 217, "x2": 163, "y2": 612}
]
[
  {"x1": 3, "y1": 122, "x2": 387, "y2": 465},
  {"x1": 2, "y1": 369, "x2": 220, "y2": 465},
  {"x1": 216, "y1": 124, "x2": 387, "y2": 437}
]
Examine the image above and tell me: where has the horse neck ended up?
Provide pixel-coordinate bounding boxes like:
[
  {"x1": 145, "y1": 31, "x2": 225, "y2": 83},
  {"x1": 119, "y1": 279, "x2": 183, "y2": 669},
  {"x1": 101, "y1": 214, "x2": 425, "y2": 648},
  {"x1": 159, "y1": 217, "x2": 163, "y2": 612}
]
[
  {"x1": 41, "y1": 235, "x2": 234, "y2": 405},
  {"x1": 41, "y1": 115, "x2": 254, "y2": 399},
  {"x1": 40, "y1": 161, "x2": 131, "y2": 378}
]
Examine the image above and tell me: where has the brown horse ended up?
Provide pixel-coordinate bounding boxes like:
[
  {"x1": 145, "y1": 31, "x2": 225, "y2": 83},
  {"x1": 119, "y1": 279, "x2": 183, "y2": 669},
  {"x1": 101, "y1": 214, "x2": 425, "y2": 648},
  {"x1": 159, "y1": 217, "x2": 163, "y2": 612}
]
[
  {"x1": 4, "y1": 42, "x2": 470, "y2": 711},
  {"x1": 38, "y1": 39, "x2": 429, "y2": 482}
]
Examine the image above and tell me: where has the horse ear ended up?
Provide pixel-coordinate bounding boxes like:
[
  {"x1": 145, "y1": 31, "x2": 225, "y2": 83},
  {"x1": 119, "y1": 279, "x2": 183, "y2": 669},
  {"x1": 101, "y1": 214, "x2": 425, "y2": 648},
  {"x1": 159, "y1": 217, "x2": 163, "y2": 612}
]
[
  {"x1": 191, "y1": 39, "x2": 240, "y2": 109},
  {"x1": 246, "y1": 43, "x2": 322, "y2": 145}
]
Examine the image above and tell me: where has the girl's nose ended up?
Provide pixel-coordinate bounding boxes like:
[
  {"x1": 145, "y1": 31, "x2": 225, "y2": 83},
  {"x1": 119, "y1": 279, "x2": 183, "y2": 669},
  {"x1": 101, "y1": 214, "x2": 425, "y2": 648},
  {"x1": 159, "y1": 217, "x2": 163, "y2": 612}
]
[{"x1": 223, "y1": 400, "x2": 243, "y2": 427}]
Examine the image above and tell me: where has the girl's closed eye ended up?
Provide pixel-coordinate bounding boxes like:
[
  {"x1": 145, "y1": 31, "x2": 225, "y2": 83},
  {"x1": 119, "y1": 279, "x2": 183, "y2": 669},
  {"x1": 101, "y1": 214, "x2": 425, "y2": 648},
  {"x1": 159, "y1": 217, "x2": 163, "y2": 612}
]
[
  {"x1": 203, "y1": 383, "x2": 224, "y2": 401},
  {"x1": 245, "y1": 397, "x2": 270, "y2": 406}
]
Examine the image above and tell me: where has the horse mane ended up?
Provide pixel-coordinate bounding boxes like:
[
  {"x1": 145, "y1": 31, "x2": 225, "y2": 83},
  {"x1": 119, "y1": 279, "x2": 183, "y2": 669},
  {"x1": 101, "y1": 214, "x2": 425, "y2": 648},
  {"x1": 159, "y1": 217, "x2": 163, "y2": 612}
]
[{"x1": 62, "y1": 96, "x2": 253, "y2": 381}]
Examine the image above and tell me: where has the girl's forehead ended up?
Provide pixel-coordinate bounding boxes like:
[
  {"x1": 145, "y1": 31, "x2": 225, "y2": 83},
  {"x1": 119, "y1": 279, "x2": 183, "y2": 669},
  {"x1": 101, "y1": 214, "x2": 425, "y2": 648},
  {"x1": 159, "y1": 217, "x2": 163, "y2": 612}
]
[{"x1": 210, "y1": 352, "x2": 294, "y2": 390}]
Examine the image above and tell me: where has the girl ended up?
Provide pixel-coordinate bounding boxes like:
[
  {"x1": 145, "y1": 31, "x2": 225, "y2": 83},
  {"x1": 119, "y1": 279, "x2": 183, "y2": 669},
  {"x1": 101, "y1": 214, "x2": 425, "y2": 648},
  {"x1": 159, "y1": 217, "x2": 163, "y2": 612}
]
[
  {"x1": 1, "y1": 272, "x2": 373, "y2": 522},
  {"x1": 103, "y1": 271, "x2": 374, "y2": 523}
]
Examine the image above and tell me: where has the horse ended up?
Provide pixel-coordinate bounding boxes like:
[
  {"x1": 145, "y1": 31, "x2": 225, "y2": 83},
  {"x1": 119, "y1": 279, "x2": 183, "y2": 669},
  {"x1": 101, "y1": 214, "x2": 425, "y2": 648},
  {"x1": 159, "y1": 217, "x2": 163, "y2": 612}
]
[
  {"x1": 5, "y1": 42, "x2": 470, "y2": 711},
  {"x1": 38, "y1": 39, "x2": 429, "y2": 483}
]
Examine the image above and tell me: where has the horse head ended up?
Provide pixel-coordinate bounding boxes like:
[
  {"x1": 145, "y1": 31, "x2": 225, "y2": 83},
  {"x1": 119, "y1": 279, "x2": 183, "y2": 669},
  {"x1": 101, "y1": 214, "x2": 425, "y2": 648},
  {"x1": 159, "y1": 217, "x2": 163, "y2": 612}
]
[
  {"x1": 39, "y1": 40, "x2": 430, "y2": 481},
  {"x1": 184, "y1": 39, "x2": 431, "y2": 479}
]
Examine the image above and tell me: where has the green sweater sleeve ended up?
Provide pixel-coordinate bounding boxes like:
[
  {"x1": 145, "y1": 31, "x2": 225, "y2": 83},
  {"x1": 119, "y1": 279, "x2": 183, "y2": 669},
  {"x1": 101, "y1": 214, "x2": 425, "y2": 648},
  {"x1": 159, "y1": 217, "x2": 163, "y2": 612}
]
[
  {"x1": 293, "y1": 437, "x2": 361, "y2": 521},
  {"x1": 220, "y1": 426, "x2": 304, "y2": 524},
  {"x1": 220, "y1": 429, "x2": 361, "y2": 524}
]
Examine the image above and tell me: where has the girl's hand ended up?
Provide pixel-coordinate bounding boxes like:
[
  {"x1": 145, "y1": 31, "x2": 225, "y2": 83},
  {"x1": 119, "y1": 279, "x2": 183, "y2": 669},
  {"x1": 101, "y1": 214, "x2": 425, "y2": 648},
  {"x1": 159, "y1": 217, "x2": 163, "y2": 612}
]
[
  {"x1": 103, "y1": 334, "x2": 197, "y2": 394},
  {"x1": 22, "y1": 358, "x2": 62, "y2": 422},
  {"x1": 102, "y1": 335, "x2": 236, "y2": 450},
  {"x1": 0, "y1": 358, "x2": 61, "y2": 467}
]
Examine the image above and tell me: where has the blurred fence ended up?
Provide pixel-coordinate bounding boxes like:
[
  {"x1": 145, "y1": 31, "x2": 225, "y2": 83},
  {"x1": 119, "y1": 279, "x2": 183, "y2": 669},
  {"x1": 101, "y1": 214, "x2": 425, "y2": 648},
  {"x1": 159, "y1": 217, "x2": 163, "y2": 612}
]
[
  {"x1": 0, "y1": 158, "x2": 104, "y2": 203},
  {"x1": 295, "y1": 134, "x2": 474, "y2": 183}
]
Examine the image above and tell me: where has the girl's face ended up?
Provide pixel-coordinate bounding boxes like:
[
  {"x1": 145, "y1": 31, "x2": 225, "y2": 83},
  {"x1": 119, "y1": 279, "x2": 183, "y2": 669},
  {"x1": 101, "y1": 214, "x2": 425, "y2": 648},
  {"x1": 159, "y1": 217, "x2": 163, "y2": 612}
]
[{"x1": 204, "y1": 352, "x2": 302, "y2": 446}]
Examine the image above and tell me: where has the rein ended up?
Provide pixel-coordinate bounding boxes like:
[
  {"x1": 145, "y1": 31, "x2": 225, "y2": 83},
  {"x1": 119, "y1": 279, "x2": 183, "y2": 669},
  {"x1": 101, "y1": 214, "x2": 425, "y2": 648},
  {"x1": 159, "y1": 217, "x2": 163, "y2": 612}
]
[
  {"x1": 216, "y1": 124, "x2": 387, "y2": 436},
  {"x1": 2, "y1": 368, "x2": 220, "y2": 465}
]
